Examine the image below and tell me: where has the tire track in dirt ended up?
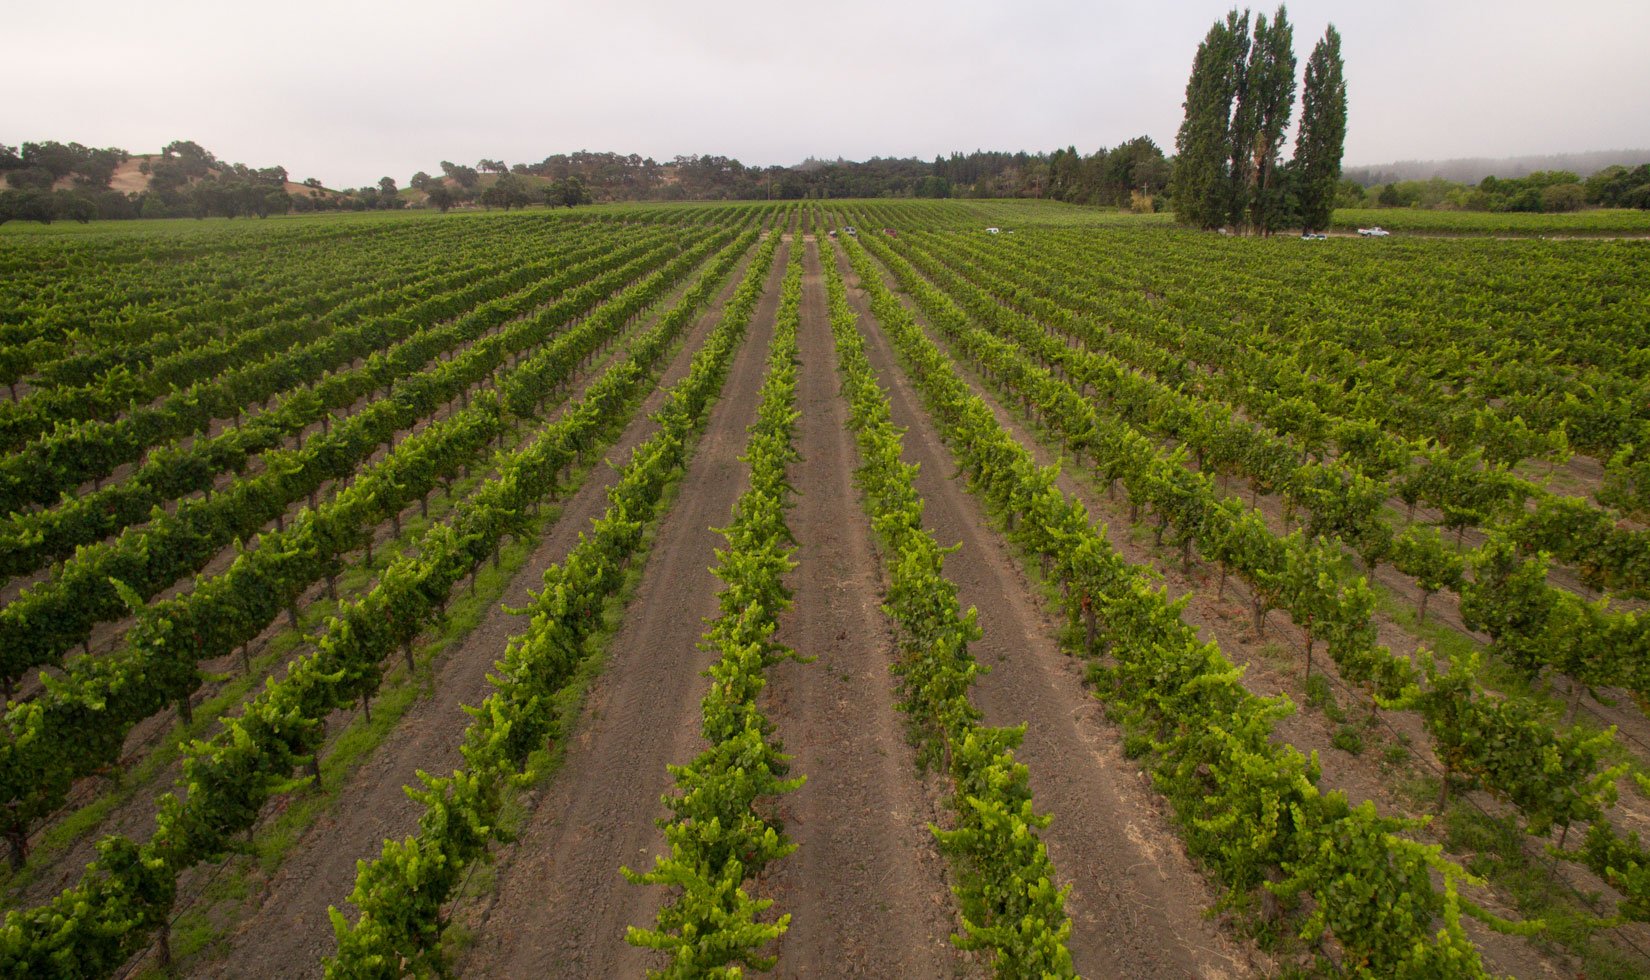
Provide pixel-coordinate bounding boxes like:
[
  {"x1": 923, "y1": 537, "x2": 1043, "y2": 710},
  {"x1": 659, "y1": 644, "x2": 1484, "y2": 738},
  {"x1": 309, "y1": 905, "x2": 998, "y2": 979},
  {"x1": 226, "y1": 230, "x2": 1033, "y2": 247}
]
[
  {"x1": 190, "y1": 241, "x2": 766, "y2": 978},
  {"x1": 758, "y1": 237, "x2": 967, "y2": 978},
  {"x1": 833, "y1": 240, "x2": 1257, "y2": 979},
  {"x1": 456, "y1": 239, "x2": 789, "y2": 979}
]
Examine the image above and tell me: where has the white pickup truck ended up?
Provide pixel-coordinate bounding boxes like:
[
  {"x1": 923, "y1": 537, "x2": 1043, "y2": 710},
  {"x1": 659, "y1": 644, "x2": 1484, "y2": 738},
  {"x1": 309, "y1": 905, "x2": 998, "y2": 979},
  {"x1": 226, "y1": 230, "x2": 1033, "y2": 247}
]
[{"x1": 1357, "y1": 226, "x2": 1391, "y2": 237}]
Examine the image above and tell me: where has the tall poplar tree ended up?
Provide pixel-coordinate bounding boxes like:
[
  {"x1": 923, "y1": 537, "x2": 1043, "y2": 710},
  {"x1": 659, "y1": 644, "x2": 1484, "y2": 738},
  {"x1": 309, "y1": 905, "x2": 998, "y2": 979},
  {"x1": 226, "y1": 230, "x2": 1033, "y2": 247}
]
[
  {"x1": 1224, "y1": 12, "x2": 1257, "y2": 229},
  {"x1": 1293, "y1": 25, "x2": 1347, "y2": 233},
  {"x1": 1173, "y1": 6, "x2": 1331, "y2": 234},
  {"x1": 1172, "y1": 10, "x2": 1249, "y2": 229},
  {"x1": 1242, "y1": 7, "x2": 1296, "y2": 233}
]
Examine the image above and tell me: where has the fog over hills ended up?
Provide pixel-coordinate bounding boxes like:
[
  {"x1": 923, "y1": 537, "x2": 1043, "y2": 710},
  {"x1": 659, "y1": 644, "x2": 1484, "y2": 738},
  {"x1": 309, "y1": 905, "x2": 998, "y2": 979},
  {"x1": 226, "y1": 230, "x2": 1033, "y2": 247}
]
[{"x1": 1346, "y1": 149, "x2": 1650, "y2": 187}]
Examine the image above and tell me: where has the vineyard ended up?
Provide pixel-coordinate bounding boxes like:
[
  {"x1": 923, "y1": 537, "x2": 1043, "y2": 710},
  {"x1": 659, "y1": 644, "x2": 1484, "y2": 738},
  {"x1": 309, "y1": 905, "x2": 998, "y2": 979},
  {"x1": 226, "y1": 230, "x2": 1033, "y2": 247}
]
[{"x1": 1, "y1": 200, "x2": 1649, "y2": 978}]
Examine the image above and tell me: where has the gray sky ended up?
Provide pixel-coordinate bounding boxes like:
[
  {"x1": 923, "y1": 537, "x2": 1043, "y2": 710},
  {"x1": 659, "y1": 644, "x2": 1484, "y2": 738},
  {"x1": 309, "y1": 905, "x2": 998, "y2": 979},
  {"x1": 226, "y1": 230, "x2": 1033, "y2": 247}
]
[{"x1": 6, "y1": 0, "x2": 1649, "y2": 189}]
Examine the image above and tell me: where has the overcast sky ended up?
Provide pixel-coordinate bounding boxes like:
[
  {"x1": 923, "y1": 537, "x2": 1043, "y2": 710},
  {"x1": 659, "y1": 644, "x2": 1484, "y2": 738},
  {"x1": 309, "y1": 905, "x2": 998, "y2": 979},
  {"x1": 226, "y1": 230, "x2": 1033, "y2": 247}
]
[{"x1": 6, "y1": 0, "x2": 1649, "y2": 188}]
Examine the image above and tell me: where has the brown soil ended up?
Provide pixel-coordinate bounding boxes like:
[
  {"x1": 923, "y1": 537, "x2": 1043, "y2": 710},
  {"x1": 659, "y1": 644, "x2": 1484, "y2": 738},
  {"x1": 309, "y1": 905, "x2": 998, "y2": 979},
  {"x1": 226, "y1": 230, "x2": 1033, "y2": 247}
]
[
  {"x1": 454, "y1": 241, "x2": 789, "y2": 978},
  {"x1": 181, "y1": 245, "x2": 769, "y2": 977},
  {"x1": 755, "y1": 238, "x2": 968, "y2": 977},
  {"x1": 833, "y1": 240, "x2": 1259, "y2": 978}
]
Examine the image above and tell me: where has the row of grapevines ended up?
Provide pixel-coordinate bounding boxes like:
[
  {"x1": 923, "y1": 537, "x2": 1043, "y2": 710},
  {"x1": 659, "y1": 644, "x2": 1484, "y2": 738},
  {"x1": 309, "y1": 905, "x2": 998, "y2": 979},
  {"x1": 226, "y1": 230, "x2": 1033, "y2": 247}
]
[
  {"x1": 0, "y1": 223, "x2": 765, "y2": 978},
  {"x1": 0, "y1": 221, "x2": 690, "y2": 578},
  {"x1": 0, "y1": 211, "x2": 423, "y2": 282},
  {"x1": 0, "y1": 225, "x2": 706, "y2": 683},
  {"x1": 966, "y1": 221, "x2": 1646, "y2": 459},
  {"x1": 851, "y1": 226, "x2": 1629, "y2": 847},
  {"x1": 623, "y1": 234, "x2": 806, "y2": 975},
  {"x1": 0, "y1": 225, "x2": 683, "y2": 581},
  {"x1": 978, "y1": 225, "x2": 1650, "y2": 586},
  {"x1": 1602, "y1": 445, "x2": 1650, "y2": 517},
  {"x1": 900, "y1": 225, "x2": 1650, "y2": 604},
  {"x1": 0, "y1": 222, "x2": 649, "y2": 515},
  {"x1": 0, "y1": 219, "x2": 508, "y2": 446},
  {"x1": 0, "y1": 222, "x2": 750, "y2": 869},
  {"x1": 894, "y1": 229, "x2": 1650, "y2": 780},
  {"x1": 835, "y1": 231, "x2": 1500, "y2": 976},
  {"x1": 879, "y1": 220, "x2": 1540, "y2": 470},
  {"x1": 927, "y1": 226, "x2": 1650, "y2": 678},
  {"x1": 7, "y1": 219, "x2": 507, "y2": 399},
  {"x1": 16, "y1": 218, "x2": 504, "y2": 388},
  {"x1": 321, "y1": 220, "x2": 786, "y2": 978},
  {"x1": 0, "y1": 220, "x2": 444, "y2": 388},
  {"x1": 825, "y1": 240, "x2": 1076, "y2": 977}
]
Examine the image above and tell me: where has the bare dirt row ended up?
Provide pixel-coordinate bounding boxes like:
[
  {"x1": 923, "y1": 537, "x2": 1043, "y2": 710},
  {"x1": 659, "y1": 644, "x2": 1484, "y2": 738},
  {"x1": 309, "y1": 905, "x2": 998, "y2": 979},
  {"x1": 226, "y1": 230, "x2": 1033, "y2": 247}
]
[
  {"x1": 830, "y1": 238, "x2": 1256, "y2": 979},
  {"x1": 453, "y1": 238, "x2": 790, "y2": 978},
  {"x1": 755, "y1": 238, "x2": 963, "y2": 977}
]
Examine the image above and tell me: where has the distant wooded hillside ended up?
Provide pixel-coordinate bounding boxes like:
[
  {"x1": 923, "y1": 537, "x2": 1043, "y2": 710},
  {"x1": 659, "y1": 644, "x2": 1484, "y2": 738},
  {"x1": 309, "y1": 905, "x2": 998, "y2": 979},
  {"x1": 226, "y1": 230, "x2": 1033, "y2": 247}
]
[{"x1": 1347, "y1": 149, "x2": 1650, "y2": 187}]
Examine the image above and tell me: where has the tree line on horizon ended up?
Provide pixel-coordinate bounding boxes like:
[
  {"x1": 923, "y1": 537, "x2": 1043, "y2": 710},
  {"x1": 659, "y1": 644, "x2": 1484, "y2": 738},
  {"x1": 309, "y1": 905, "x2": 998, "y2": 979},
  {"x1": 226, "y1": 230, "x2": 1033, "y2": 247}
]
[
  {"x1": 0, "y1": 140, "x2": 325, "y2": 223},
  {"x1": 1347, "y1": 149, "x2": 1650, "y2": 189},
  {"x1": 4, "y1": 21, "x2": 1648, "y2": 229},
  {"x1": 6, "y1": 134, "x2": 1645, "y2": 229},
  {"x1": 0, "y1": 140, "x2": 1183, "y2": 225},
  {"x1": 1347, "y1": 165, "x2": 1650, "y2": 213},
  {"x1": 403, "y1": 145, "x2": 1175, "y2": 210}
]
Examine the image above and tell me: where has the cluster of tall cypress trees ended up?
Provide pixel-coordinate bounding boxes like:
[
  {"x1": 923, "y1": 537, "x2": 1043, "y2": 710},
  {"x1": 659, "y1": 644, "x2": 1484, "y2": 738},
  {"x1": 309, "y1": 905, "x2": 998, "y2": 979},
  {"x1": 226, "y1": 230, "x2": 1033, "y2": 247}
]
[{"x1": 1171, "y1": 6, "x2": 1346, "y2": 234}]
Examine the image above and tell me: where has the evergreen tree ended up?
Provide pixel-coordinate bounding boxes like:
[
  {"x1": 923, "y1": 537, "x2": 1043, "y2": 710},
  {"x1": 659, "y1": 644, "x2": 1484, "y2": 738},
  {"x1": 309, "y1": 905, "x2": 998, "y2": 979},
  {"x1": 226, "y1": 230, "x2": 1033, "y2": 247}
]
[
  {"x1": 1172, "y1": 11, "x2": 1249, "y2": 229},
  {"x1": 1242, "y1": 6, "x2": 1297, "y2": 233},
  {"x1": 1223, "y1": 11, "x2": 1256, "y2": 229},
  {"x1": 1292, "y1": 25, "x2": 1347, "y2": 232}
]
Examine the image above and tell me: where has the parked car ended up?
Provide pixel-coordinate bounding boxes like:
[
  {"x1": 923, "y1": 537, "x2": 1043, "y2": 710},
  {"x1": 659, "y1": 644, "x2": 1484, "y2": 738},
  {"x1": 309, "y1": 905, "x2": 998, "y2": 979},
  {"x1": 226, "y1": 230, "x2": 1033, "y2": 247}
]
[
  {"x1": 1357, "y1": 226, "x2": 1391, "y2": 237},
  {"x1": 1300, "y1": 232, "x2": 1327, "y2": 240}
]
